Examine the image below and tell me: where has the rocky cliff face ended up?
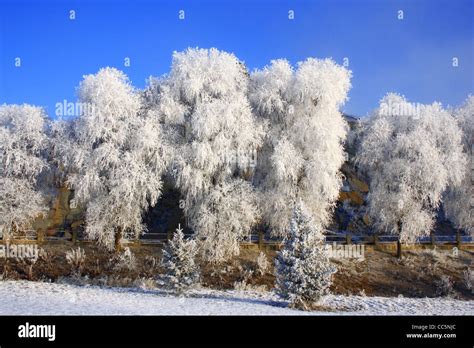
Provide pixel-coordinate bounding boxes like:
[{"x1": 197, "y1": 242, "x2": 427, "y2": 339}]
[
  {"x1": 31, "y1": 182, "x2": 186, "y2": 239},
  {"x1": 327, "y1": 115, "x2": 372, "y2": 235},
  {"x1": 32, "y1": 186, "x2": 84, "y2": 239}
]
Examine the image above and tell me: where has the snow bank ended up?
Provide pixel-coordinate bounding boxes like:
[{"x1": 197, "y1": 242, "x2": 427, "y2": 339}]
[{"x1": 0, "y1": 281, "x2": 472, "y2": 315}]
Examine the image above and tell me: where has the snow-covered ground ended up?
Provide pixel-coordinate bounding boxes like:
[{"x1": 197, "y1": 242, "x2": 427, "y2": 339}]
[{"x1": 0, "y1": 281, "x2": 472, "y2": 315}]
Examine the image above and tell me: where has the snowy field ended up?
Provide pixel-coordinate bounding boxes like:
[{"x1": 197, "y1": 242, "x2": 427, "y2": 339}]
[{"x1": 0, "y1": 281, "x2": 472, "y2": 315}]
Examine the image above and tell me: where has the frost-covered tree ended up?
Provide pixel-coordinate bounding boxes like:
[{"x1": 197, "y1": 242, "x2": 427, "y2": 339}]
[
  {"x1": 0, "y1": 104, "x2": 49, "y2": 239},
  {"x1": 145, "y1": 48, "x2": 264, "y2": 262},
  {"x1": 356, "y1": 93, "x2": 467, "y2": 243},
  {"x1": 112, "y1": 247, "x2": 137, "y2": 272},
  {"x1": 275, "y1": 201, "x2": 336, "y2": 310},
  {"x1": 444, "y1": 96, "x2": 473, "y2": 234},
  {"x1": 249, "y1": 58, "x2": 351, "y2": 236},
  {"x1": 64, "y1": 67, "x2": 169, "y2": 250},
  {"x1": 48, "y1": 117, "x2": 76, "y2": 184},
  {"x1": 162, "y1": 224, "x2": 200, "y2": 293}
]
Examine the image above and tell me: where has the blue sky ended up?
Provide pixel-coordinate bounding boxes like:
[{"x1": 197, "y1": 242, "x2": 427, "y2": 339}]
[{"x1": 0, "y1": 0, "x2": 472, "y2": 118}]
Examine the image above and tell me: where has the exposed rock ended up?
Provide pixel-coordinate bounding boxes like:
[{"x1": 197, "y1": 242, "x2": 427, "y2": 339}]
[
  {"x1": 338, "y1": 191, "x2": 364, "y2": 206},
  {"x1": 363, "y1": 214, "x2": 371, "y2": 226},
  {"x1": 31, "y1": 186, "x2": 83, "y2": 237}
]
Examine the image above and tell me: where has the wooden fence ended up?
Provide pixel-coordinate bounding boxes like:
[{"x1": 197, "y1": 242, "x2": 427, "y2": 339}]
[{"x1": 1, "y1": 229, "x2": 473, "y2": 255}]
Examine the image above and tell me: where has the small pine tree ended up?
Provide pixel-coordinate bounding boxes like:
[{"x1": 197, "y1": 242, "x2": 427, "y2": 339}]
[
  {"x1": 275, "y1": 201, "x2": 336, "y2": 310},
  {"x1": 162, "y1": 224, "x2": 200, "y2": 293}
]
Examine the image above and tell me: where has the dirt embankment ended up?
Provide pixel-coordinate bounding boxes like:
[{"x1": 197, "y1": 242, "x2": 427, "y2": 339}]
[{"x1": 0, "y1": 243, "x2": 472, "y2": 300}]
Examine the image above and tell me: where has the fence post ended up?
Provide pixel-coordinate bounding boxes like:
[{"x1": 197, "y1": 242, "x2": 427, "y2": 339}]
[
  {"x1": 346, "y1": 233, "x2": 352, "y2": 245},
  {"x1": 373, "y1": 234, "x2": 378, "y2": 246},
  {"x1": 430, "y1": 231, "x2": 435, "y2": 246},
  {"x1": 258, "y1": 231, "x2": 264, "y2": 250},
  {"x1": 72, "y1": 230, "x2": 77, "y2": 245},
  {"x1": 456, "y1": 231, "x2": 461, "y2": 248},
  {"x1": 396, "y1": 239, "x2": 402, "y2": 259}
]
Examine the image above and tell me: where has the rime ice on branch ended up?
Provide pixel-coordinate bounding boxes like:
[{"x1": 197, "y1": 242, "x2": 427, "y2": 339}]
[
  {"x1": 0, "y1": 104, "x2": 49, "y2": 239},
  {"x1": 275, "y1": 200, "x2": 336, "y2": 310},
  {"x1": 63, "y1": 67, "x2": 169, "y2": 250},
  {"x1": 162, "y1": 224, "x2": 200, "y2": 293},
  {"x1": 145, "y1": 48, "x2": 264, "y2": 263},
  {"x1": 356, "y1": 93, "x2": 467, "y2": 243},
  {"x1": 444, "y1": 96, "x2": 474, "y2": 235},
  {"x1": 249, "y1": 58, "x2": 352, "y2": 237}
]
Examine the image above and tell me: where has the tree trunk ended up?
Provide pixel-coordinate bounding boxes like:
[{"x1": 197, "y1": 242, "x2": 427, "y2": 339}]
[
  {"x1": 456, "y1": 230, "x2": 461, "y2": 248},
  {"x1": 114, "y1": 227, "x2": 123, "y2": 253},
  {"x1": 258, "y1": 231, "x2": 264, "y2": 250},
  {"x1": 396, "y1": 221, "x2": 403, "y2": 258},
  {"x1": 346, "y1": 233, "x2": 352, "y2": 245},
  {"x1": 373, "y1": 233, "x2": 379, "y2": 246},
  {"x1": 38, "y1": 229, "x2": 45, "y2": 244}
]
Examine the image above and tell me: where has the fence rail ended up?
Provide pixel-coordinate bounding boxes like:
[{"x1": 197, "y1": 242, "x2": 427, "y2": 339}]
[{"x1": 0, "y1": 229, "x2": 472, "y2": 249}]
